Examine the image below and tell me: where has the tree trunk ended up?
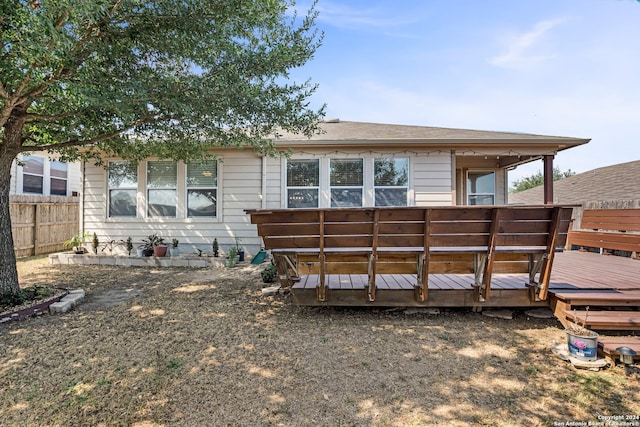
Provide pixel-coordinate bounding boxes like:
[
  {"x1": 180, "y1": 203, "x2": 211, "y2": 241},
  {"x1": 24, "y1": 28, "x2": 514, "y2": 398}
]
[{"x1": 0, "y1": 153, "x2": 20, "y2": 295}]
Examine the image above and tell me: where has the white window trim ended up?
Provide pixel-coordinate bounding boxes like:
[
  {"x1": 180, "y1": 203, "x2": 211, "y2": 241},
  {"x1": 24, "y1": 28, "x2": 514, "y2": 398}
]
[
  {"x1": 329, "y1": 158, "x2": 364, "y2": 207},
  {"x1": 17, "y1": 155, "x2": 71, "y2": 196},
  {"x1": 184, "y1": 160, "x2": 220, "y2": 219},
  {"x1": 107, "y1": 160, "x2": 138, "y2": 218},
  {"x1": 281, "y1": 155, "x2": 413, "y2": 208},
  {"x1": 373, "y1": 157, "x2": 410, "y2": 207},
  {"x1": 466, "y1": 169, "x2": 496, "y2": 205},
  {"x1": 49, "y1": 160, "x2": 69, "y2": 196},
  {"x1": 284, "y1": 158, "x2": 321, "y2": 209},
  {"x1": 105, "y1": 158, "x2": 223, "y2": 223}
]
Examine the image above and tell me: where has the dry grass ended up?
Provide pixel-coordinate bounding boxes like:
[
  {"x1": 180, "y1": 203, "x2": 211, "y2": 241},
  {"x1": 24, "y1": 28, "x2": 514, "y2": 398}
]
[{"x1": 0, "y1": 256, "x2": 638, "y2": 426}]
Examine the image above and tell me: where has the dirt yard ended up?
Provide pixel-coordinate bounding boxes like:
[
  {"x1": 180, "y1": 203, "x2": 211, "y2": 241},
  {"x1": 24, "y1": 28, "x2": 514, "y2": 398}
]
[{"x1": 1, "y1": 256, "x2": 638, "y2": 427}]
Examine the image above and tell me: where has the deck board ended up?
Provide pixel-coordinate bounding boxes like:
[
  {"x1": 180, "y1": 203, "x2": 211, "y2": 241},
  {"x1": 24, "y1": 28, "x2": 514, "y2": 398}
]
[{"x1": 290, "y1": 251, "x2": 640, "y2": 307}]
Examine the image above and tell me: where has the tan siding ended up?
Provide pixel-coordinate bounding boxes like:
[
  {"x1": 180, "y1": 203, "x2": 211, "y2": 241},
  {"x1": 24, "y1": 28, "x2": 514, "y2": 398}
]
[
  {"x1": 265, "y1": 157, "x2": 282, "y2": 208},
  {"x1": 80, "y1": 154, "x2": 265, "y2": 255},
  {"x1": 412, "y1": 154, "x2": 453, "y2": 206},
  {"x1": 495, "y1": 168, "x2": 507, "y2": 205}
]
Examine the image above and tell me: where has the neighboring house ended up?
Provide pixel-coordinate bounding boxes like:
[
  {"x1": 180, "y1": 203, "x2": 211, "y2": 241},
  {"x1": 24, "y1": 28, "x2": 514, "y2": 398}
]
[
  {"x1": 508, "y1": 160, "x2": 640, "y2": 205},
  {"x1": 10, "y1": 152, "x2": 81, "y2": 197},
  {"x1": 81, "y1": 119, "x2": 589, "y2": 255}
]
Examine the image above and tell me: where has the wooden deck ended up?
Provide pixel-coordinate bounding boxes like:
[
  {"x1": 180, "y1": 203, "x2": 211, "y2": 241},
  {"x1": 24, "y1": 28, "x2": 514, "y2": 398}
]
[{"x1": 290, "y1": 251, "x2": 640, "y2": 311}]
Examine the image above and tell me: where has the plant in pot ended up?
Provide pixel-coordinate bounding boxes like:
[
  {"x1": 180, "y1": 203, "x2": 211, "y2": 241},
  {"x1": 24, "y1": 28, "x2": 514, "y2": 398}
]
[
  {"x1": 125, "y1": 237, "x2": 134, "y2": 256},
  {"x1": 226, "y1": 247, "x2": 238, "y2": 268},
  {"x1": 92, "y1": 232, "x2": 99, "y2": 255},
  {"x1": 151, "y1": 234, "x2": 168, "y2": 257},
  {"x1": 566, "y1": 306, "x2": 599, "y2": 361},
  {"x1": 140, "y1": 234, "x2": 163, "y2": 257},
  {"x1": 212, "y1": 238, "x2": 219, "y2": 257},
  {"x1": 170, "y1": 239, "x2": 179, "y2": 257},
  {"x1": 64, "y1": 231, "x2": 90, "y2": 254},
  {"x1": 234, "y1": 237, "x2": 245, "y2": 262}
]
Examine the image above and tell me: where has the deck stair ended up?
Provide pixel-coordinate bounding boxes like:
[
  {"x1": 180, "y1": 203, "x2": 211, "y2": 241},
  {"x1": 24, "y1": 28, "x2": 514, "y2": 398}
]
[
  {"x1": 550, "y1": 290, "x2": 640, "y2": 331},
  {"x1": 598, "y1": 336, "x2": 640, "y2": 365}
]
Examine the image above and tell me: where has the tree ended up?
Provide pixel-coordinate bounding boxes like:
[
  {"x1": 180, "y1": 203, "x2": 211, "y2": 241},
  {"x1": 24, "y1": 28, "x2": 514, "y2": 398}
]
[
  {"x1": 510, "y1": 167, "x2": 576, "y2": 193},
  {"x1": 0, "y1": 0, "x2": 325, "y2": 295}
]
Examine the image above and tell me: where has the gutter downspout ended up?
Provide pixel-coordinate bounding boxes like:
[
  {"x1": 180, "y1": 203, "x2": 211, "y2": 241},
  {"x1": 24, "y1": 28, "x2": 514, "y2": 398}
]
[
  {"x1": 261, "y1": 155, "x2": 267, "y2": 209},
  {"x1": 80, "y1": 159, "x2": 85, "y2": 233}
]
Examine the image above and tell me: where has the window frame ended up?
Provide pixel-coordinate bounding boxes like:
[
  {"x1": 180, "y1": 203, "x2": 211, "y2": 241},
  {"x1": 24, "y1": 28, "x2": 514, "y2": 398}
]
[
  {"x1": 147, "y1": 160, "x2": 178, "y2": 218},
  {"x1": 185, "y1": 160, "x2": 219, "y2": 218},
  {"x1": 466, "y1": 170, "x2": 496, "y2": 206},
  {"x1": 286, "y1": 159, "x2": 320, "y2": 208},
  {"x1": 21, "y1": 155, "x2": 45, "y2": 195},
  {"x1": 329, "y1": 158, "x2": 364, "y2": 207},
  {"x1": 49, "y1": 160, "x2": 68, "y2": 196},
  {"x1": 373, "y1": 157, "x2": 409, "y2": 207},
  {"x1": 107, "y1": 161, "x2": 139, "y2": 218}
]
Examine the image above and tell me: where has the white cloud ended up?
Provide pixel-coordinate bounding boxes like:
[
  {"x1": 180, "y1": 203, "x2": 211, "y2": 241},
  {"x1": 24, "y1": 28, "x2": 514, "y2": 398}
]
[
  {"x1": 489, "y1": 18, "x2": 567, "y2": 69},
  {"x1": 295, "y1": 1, "x2": 420, "y2": 30}
]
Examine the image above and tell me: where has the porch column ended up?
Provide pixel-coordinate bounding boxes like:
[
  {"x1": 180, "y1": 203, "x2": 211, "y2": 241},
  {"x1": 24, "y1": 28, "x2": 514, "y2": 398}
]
[{"x1": 543, "y1": 155, "x2": 554, "y2": 205}]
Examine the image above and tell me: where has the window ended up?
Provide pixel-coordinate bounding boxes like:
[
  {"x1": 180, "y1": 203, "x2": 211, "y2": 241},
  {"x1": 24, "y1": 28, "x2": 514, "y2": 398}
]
[
  {"x1": 186, "y1": 160, "x2": 217, "y2": 217},
  {"x1": 286, "y1": 159, "x2": 319, "y2": 208},
  {"x1": 467, "y1": 171, "x2": 495, "y2": 205},
  {"x1": 374, "y1": 158, "x2": 408, "y2": 206},
  {"x1": 50, "y1": 160, "x2": 68, "y2": 196},
  {"x1": 330, "y1": 159, "x2": 363, "y2": 207},
  {"x1": 22, "y1": 155, "x2": 44, "y2": 194},
  {"x1": 108, "y1": 161, "x2": 138, "y2": 217},
  {"x1": 147, "y1": 161, "x2": 177, "y2": 217}
]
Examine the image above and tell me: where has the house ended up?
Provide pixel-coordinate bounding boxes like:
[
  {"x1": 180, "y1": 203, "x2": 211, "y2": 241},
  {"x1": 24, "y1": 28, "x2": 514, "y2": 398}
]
[
  {"x1": 10, "y1": 152, "x2": 82, "y2": 198},
  {"x1": 80, "y1": 119, "x2": 589, "y2": 256},
  {"x1": 508, "y1": 160, "x2": 640, "y2": 206}
]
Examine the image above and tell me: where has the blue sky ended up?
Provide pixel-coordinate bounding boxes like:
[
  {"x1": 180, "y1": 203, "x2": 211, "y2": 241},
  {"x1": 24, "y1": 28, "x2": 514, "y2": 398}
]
[{"x1": 291, "y1": 0, "x2": 640, "y2": 185}]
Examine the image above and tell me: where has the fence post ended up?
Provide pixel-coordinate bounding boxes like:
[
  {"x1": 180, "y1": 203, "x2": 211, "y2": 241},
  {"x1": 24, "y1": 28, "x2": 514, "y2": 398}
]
[{"x1": 34, "y1": 204, "x2": 41, "y2": 256}]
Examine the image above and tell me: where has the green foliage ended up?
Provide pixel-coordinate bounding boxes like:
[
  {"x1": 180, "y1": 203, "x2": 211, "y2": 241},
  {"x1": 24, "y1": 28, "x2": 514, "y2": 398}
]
[
  {"x1": 171, "y1": 238, "x2": 179, "y2": 248},
  {"x1": 92, "y1": 232, "x2": 99, "y2": 254},
  {"x1": 64, "y1": 231, "x2": 90, "y2": 250},
  {"x1": 212, "y1": 238, "x2": 219, "y2": 257},
  {"x1": 125, "y1": 237, "x2": 133, "y2": 255},
  {"x1": 0, "y1": 0, "x2": 324, "y2": 163},
  {"x1": 0, "y1": 0, "x2": 324, "y2": 295},
  {"x1": 261, "y1": 261, "x2": 278, "y2": 283},
  {"x1": 141, "y1": 234, "x2": 163, "y2": 249},
  {"x1": 510, "y1": 167, "x2": 576, "y2": 193},
  {"x1": 1, "y1": 286, "x2": 53, "y2": 311}
]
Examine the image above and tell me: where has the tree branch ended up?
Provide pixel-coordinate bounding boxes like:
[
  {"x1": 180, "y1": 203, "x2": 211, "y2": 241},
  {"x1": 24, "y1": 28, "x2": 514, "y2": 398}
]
[
  {"x1": 15, "y1": 1, "x2": 124, "y2": 106},
  {"x1": 25, "y1": 111, "x2": 79, "y2": 123},
  {"x1": 24, "y1": 117, "x2": 152, "y2": 151}
]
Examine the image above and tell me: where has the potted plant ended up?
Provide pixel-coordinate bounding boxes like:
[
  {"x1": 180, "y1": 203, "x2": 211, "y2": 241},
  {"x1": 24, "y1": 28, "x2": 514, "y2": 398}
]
[
  {"x1": 566, "y1": 307, "x2": 599, "y2": 361},
  {"x1": 226, "y1": 247, "x2": 238, "y2": 268},
  {"x1": 92, "y1": 232, "x2": 99, "y2": 255},
  {"x1": 64, "y1": 231, "x2": 90, "y2": 254},
  {"x1": 140, "y1": 234, "x2": 163, "y2": 257},
  {"x1": 234, "y1": 237, "x2": 245, "y2": 262},
  {"x1": 212, "y1": 238, "x2": 219, "y2": 257},
  {"x1": 150, "y1": 234, "x2": 168, "y2": 257},
  {"x1": 125, "y1": 237, "x2": 134, "y2": 256},
  {"x1": 170, "y1": 238, "x2": 179, "y2": 257}
]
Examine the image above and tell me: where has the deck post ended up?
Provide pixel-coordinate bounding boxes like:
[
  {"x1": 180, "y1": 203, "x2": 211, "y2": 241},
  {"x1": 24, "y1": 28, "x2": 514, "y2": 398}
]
[
  {"x1": 368, "y1": 209, "x2": 380, "y2": 302},
  {"x1": 416, "y1": 208, "x2": 430, "y2": 302},
  {"x1": 478, "y1": 208, "x2": 501, "y2": 301},
  {"x1": 317, "y1": 210, "x2": 327, "y2": 302},
  {"x1": 543, "y1": 155, "x2": 554, "y2": 204},
  {"x1": 537, "y1": 206, "x2": 562, "y2": 301}
]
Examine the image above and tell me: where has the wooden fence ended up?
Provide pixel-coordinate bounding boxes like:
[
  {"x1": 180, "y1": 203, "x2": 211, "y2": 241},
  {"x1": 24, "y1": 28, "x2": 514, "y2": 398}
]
[{"x1": 9, "y1": 195, "x2": 80, "y2": 258}]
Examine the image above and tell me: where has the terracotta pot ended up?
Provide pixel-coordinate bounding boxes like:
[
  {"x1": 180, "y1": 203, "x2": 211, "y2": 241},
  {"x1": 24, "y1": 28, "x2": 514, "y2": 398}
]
[{"x1": 153, "y1": 245, "x2": 168, "y2": 257}]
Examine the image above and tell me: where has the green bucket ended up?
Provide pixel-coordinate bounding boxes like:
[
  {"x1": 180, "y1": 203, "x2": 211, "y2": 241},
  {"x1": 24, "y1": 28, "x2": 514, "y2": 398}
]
[{"x1": 251, "y1": 250, "x2": 267, "y2": 264}]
